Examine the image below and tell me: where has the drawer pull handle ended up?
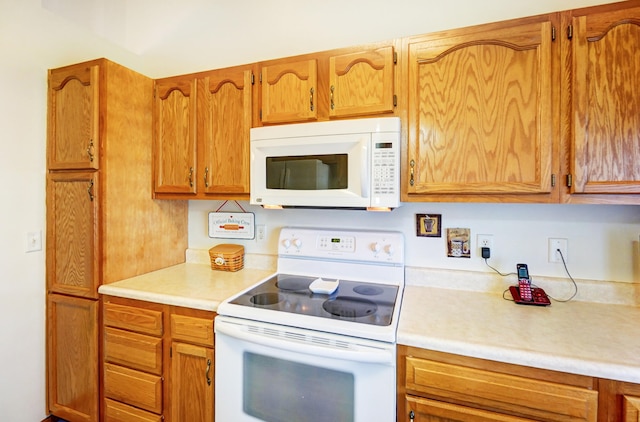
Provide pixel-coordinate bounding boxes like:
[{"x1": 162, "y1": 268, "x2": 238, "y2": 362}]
[
  {"x1": 87, "y1": 179, "x2": 94, "y2": 201},
  {"x1": 87, "y1": 139, "x2": 95, "y2": 162}
]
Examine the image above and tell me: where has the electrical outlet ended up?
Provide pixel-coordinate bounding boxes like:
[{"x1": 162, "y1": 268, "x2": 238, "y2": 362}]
[
  {"x1": 548, "y1": 238, "x2": 568, "y2": 263},
  {"x1": 477, "y1": 234, "x2": 493, "y2": 249},
  {"x1": 256, "y1": 225, "x2": 266, "y2": 241}
]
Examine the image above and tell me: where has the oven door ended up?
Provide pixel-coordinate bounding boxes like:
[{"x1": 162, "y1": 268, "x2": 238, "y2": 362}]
[{"x1": 215, "y1": 316, "x2": 396, "y2": 422}]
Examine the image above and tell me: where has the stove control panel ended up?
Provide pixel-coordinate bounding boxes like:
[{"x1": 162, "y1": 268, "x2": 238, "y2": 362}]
[
  {"x1": 278, "y1": 227, "x2": 404, "y2": 264},
  {"x1": 317, "y1": 235, "x2": 356, "y2": 252}
]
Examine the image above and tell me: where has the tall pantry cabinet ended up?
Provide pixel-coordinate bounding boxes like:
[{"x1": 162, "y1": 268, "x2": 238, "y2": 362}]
[{"x1": 46, "y1": 58, "x2": 188, "y2": 422}]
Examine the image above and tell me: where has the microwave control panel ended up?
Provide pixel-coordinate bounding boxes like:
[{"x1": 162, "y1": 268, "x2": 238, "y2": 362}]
[{"x1": 371, "y1": 135, "x2": 399, "y2": 205}]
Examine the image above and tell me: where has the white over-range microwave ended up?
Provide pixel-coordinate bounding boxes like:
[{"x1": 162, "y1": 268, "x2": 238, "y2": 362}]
[{"x1": 250, "y1": 117, "x2": 401, "y2": 210}]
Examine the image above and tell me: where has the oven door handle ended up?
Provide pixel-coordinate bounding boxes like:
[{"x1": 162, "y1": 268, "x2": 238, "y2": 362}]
[{"x1": 216, "y1": 321, "x2": 394, "y2": 365}]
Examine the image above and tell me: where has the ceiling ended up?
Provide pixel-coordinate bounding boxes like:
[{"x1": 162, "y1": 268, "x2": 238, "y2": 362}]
[{"x1": 38, "y1": 0, "x2": 620, "y2": 78}]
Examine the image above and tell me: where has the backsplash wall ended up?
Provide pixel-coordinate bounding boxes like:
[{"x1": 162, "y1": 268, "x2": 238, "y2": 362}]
[{"x1": 188, "y1": 201, "x2": 640, "y2": 284}]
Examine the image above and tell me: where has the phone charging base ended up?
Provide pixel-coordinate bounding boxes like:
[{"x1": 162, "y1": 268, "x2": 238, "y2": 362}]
[{"x1": 509, "y1": 286, "x2": 551, "y2": 306}]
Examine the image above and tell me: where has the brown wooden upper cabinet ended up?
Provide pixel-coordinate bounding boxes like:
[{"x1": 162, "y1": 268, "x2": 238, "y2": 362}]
[
  {"x1": 153, "y1": 64, "x2": 253, "y2": 198},
  {"x1": 563, "y1": 1, "x2": 640, "y2": 202},
  {"x1": 153, "y1": 76, "x2": 198, "y2": 195},
  {"x1": 260, "y1": 58, "x2": 318, "y2": 124},
  {"x1": 404, "y1": 15, "x2": 558, "y2": 203},
  {"x1": 47, "y1": 63, "x2": 100, "y2": 170},
  {"x1": 258, "y1": 44, "x2": 396, "y2": 124},
  {"x1": 198, "y1": 66, "x2": 252, "y2": 196}
]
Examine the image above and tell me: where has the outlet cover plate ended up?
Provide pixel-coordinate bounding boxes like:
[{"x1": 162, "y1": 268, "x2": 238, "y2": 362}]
[{"x1": 548, "y1": 238, "x2": 568, "y2": 263}]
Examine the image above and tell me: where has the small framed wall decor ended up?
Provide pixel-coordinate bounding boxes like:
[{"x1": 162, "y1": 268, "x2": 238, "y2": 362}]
[{"x1": 416, "y1": 214, "x2": 441, "y2": 237}]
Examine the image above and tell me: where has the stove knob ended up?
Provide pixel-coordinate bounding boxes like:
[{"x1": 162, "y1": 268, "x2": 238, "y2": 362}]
[
  {"x1": 385, "y1": 244, "x2": 395, "y2": 256},
  {"x1": 282, "y1": 239, "x2": 291, "y2": 249},
  {"x1": 372, "y1": 242, "x2": 381, "y2": 254},
  {"x1": 293, "y1": 238, "x2": 302, "y2": 249}
]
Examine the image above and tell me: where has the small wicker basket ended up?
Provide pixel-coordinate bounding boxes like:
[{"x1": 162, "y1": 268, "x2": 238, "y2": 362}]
[{"x1": 209, "y1": 244, "x2": 244, "y2": 272}]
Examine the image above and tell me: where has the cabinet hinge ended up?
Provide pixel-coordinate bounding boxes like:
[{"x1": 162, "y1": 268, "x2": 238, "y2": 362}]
[
  {"x1": 551, "y1": 173, "x2": 556, "y2": 187},
  {"x1": 259, "y1": 72, "x2": 262, "y2": 83},
  {"x1": 566, "y1": 174, "x2": 573, "y2": 187},
  {"x1": 170, "y1": 346, "x2": 172, "y2": 358},
  {"x1": 567, "y1": 25, "x2": 573, "y2": 40},
  {"x1": 393, "y1": 94, "x2": 397, "y2": 107},
  {"x1": 393, "y1": 51, "x2": 398, "y2": 65},
  {"x1": 259, "y1": 109, "x2": 262, "y2": 120},
  {"x1": 251, "y1": 73, "x2": 255, "y2": 85},
  {"x1": 551, "y1": 26, "x2": 556, "y2": 42}
]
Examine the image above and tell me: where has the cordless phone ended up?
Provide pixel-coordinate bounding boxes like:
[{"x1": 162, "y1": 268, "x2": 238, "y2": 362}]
[
  {"x1": 517, "y1": 263, "x2": 532, "y2": 301},
  {"x1": 509, "y1": 263, "x2": 551, "y2": 306}
]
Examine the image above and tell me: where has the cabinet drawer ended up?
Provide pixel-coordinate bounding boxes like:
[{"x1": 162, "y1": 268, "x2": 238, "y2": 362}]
[
  {"x1": 406, "y1": 357, "x2": 597, "y2": 422},
  {"x1": 104, "y1": 363, "x2": 163, "y2": 414},
  {"x1": 104, "y1": 302, "x2": 163, "y2": 336},
  {"x1": 407, "y1": 395, "x2": 536, "y2": 422},
  {"x1": 171, "y1": 314, "x2": 214, "y2": 347},
  {"x1": 104, "y1": 327, "x2": 162, "y2": 375},
  {"x1": 105, "y1": 398, "x2": 163, "y2": 422}
]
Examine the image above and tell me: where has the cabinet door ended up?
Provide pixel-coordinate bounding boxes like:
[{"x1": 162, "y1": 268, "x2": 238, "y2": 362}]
[
  {"x1": 48, "y1": 63, "x2": 99, "y2": 170},
  {"x1": 261, "y1": 58, "x2": 317, "y2": 124},
  {"x1": 46, "y1": 172, "x2": 99, "y2": 298},
  {"x1": 624, "y1": 396, "x2": 640, "y2": 422},
  {"x1": 569, "y1": 5, "x2": 640, "y2": 195},
  {"x1": 154, "y1": 77, "x2": 197, "y2": 194},
  {"x1": 199, "y1": 66, "x2": 252, "y2": 195},
  {"x1": 329, "y1": 46, "x2": 395, "y2": 117},
  {"x1": 406, "y1": 19, "x2": 555, "y2": 198},
  {"x1": 406, "y1": 396, "x2": 535, "y2": 422},
  {"x1": 170, "y1": 342, "x2": 214, "y2": 422},
  {"x1": 47, "y1": 294, "x2": 99, "y2": 422}
]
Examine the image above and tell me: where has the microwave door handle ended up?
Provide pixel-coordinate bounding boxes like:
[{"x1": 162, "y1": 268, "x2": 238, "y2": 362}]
[
  {"x1": 215, "y1": 321, "x2": 394, "y2": 365},
  {"x1": 361, "y1": 144, "x2": 370, "y2": 198}
]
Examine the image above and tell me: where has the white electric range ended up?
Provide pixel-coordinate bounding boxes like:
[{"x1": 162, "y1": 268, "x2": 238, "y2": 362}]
[{"x1": 215, "y1": 227, "x2": 405, "y2": 422}]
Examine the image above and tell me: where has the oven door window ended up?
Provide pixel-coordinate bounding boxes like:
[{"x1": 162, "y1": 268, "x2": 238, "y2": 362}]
[
  {"x1": 243, "y1": 352, "x2": 354, "y2": 422},
  {"x1": 265, "y1": 154, "x2": 347, "y2": 190}
]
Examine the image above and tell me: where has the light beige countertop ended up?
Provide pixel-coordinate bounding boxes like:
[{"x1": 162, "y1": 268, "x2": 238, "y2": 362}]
[
  {"x1": 399, "y1": 269, "x2": 640, "y2": 384},
  {"x1": 98, "y1": 253, "x2": 640, "y2": 384},
  {"x1": 98, "y1": 262, "x2": 274, "y2": 311}
]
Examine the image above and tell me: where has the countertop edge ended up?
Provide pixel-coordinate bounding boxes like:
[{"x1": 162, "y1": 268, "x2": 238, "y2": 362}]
[
  {"x1": 397, "y1": 333, "x2": 640, "y2": 384},
  {"x1": 98, "y1": 284, "x2": 219, "y2": 312}
]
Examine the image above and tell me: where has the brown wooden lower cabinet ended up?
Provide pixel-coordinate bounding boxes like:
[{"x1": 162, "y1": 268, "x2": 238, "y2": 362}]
[
  {"x1": 597, "y1": 379, "x2": 640, "y2": 422},
  {"x1": 398, "y1": 346, "x2": 599, "y2": 422},
  {"x1": 102, "y1": 296, "x2": 215, "y2": 422},
  {"x1": 47, "y1": 294, "x2": 99, "y2": 422}
]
